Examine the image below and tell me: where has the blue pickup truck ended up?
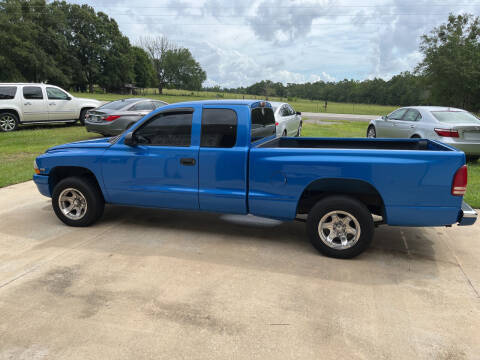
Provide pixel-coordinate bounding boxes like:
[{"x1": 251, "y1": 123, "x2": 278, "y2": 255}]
[{"x1": 33, "y1": 100, "x2": 477, "y2": 258}]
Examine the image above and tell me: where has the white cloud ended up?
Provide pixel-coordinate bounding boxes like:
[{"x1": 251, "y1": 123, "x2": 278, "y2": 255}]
[{"x1": 68, "y1": 0, "x2": 480, "y2": 87}]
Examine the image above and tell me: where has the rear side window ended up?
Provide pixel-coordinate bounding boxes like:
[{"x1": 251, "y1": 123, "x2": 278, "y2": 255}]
[
  {"x1": 0, "y1": 86, "x2": 17, "y2": 100},
  {"x1": 402, "y1": 109, "x2": 420, "y2": 122},
  {"x1": 135, "y1": 111, "x2": 192, "y2": 146},
  {"x1": 129, "y1": 101, "x2": 155, "y2": 111},
  {"x1": 251, "y1": 107, "x2": 275, "y2": 142},
  {"x1": 201, "y1": 108, "x2": 237, "y2": 148},
  {"x1": 153, "y1": 101, "x2": 168, "y2": 109},
  {"x1": 23, "y1": 86, "x2": 43, "y2": 100}
]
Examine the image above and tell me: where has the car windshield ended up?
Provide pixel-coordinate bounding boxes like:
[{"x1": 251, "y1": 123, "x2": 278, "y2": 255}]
[
  {"x1": 431, "y1": 111, "x2": 480, "y2": 124},
  {"x1": 98, "y1": 99, "x2": 138, "y2": 111}
]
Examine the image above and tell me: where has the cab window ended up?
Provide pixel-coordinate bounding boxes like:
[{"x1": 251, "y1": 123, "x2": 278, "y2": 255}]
[
  {"x1": 388, "y1": 108, "x2": 408, "y2": 120},
  {"x1": 251, "y1": 107, "x2": 275, "y2": 142},
  {"x1": 135, "y1": 111, "x2": 192, "y2": 146},
  {"x1": 201, "y1": 108, "x2": 237, "y2": 148}
]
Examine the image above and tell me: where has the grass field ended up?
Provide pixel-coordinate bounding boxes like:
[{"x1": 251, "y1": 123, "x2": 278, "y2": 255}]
[
  {"x1": 72, "y1": 89, "x2": 397, "y2": 116},
  {"x1": 0, "y1": 124, "x2": 96, "y2": 188},
  {"x1": 0, "y1": 119, "x2": 478, "y2": 208}
]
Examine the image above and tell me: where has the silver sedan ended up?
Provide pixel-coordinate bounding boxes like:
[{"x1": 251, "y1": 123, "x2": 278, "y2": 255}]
[
  {"x1": 85, "y1": 98, "x2": 168, "y2": 136},
  {"x1": 270, "y1": 101, "x2": 302, "y2": 137},
  {"x1": 367, "y1": 106, "x2": 480, "y2": 159}
]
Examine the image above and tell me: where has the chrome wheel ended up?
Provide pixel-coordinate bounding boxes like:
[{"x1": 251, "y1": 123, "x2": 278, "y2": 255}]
[
  {"x1": 58, "y1": 188, "x2": 88, "y2": 220},
  {"x1": 367, "y1": 127, "x2": 376, "y2": 138},
  {"x1": 318, "y1": 210, "x2": 361, "y2": 250},
  {"x1": 0, "y1": 114, "x2": 16, "y2": 132}
]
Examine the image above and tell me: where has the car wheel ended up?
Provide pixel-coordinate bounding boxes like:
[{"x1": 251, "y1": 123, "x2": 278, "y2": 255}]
[
  {"x1": 296, "y1": 121, "x2": 302, "y2": 137},
  {"x1": 306, "y1": 196, "x2": 374, "y2": 258},
  {"x1": 52, "y1": 176, "x2": 105, "y2": 227},
  {"x1": 78, "y1": 109, "x2": 89, "y2": 126},
  {"x1": 366, "y1": 125, "x2": 376, "y2": 138},
  {"x1": 411, "y1": 135, "x2": 421, "y2": 139},
  {"x1": 282, "y1": 129, "x2": 287, "y2": 137},
  {"x1": 0, "y1": 112, "x2": 19, "y2": 132}
]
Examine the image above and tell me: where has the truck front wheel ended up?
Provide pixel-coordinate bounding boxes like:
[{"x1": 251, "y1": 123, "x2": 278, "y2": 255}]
[
  {"x1": 306, "y1": 196, "x2": 374, "y2": 258},
  {"x1": 52, "y1": 176, "x2": 104, "y2": 227}
]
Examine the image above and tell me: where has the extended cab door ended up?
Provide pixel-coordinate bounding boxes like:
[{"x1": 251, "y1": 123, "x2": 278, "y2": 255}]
[
  {"x1": 46, "y1": 86, "x2": 76, "y2": 120},
  {"x1": 21, "y1": 86, "x2": 48, "y2": 121},
  {"x1": 198, "y1": 106, "x2": 249, "y2": 214},
  {"x1": 102, "y1": 108, "x2": 200, "y2": 210}
]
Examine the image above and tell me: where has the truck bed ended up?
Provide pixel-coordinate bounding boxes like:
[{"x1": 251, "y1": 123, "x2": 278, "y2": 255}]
[{"x1": 258, "y1": 137, "x2": 453, "y2": 151}]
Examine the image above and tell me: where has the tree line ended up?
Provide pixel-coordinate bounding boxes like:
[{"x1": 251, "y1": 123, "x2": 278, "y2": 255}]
[
  {"x1": 206, "y1": 14, "x2": 480, "y2": 112},
  {"x1": 0, "y1": 0, "x2": 206, "y2": 93}
]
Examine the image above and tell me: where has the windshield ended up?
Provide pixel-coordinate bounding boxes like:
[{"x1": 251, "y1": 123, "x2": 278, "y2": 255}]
[
  {"x1": 431, "y1": 111, "x2": 480, "y2": 124},
  {"x1": 98, "y1": 99, "x2": 138, "y2": 111}
]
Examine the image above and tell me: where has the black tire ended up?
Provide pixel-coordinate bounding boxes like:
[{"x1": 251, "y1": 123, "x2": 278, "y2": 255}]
[
  {"x1": 411, "y1": 135, "x2": 421, "y2": 139},
  {"x1": 78, "y1": 108, "x2": 89, "y2": 126},
  {"x1": 296, "y1": 121, "x2": 302, "y2": 137},
  {"x1": 52, "y1": 176, "x2": 104, "y2": 227},
  {"x1": 0, "y1": 112, "x2": 19, "y2": 132},
  {"x1": 306, "y1": 196, "x2": 374, "y2": 259},
  {"x1": 366, "y1": 125, "x2": 376, "y2": 138}
]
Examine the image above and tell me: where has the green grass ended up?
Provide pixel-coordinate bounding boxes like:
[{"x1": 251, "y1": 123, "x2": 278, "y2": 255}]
[
  {"x1": 0, "y1": 124, "x2": 97, "y2": 187},
  {"x1": 72, "y1": 89, "x2": 397, "y2": 116}
]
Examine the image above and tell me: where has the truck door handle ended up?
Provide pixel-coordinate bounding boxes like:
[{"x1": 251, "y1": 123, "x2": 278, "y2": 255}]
[
  {"x1": 24, "y1": 102, "x2": 32, "y2": 106},
  {"x1": 180, "y1": 158, "x2": 196, "y2": 166},
  {"x1": 49, "y1": 103, "x2": 56, "y2": 106},
  {"x1": 409, "y1": 125, "x2": 415, "y2": 128}
]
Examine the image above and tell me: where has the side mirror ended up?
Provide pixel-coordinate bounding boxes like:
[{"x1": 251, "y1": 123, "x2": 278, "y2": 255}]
[
  {"x1": 124, "y1": 132, "x2": 137, "y2": 146},
  {"x1": 296, "y1": 111, "x2": 301, "y2": 115},
  {"x1": 66, "y1": 96, "x2": 72, "y2": 100},
  {"x1": 382, "y1": 115, "x2": 388, "y2": 120}
]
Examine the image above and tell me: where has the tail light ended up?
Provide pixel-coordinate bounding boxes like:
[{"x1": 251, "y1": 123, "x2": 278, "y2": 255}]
[
  {"x1": 435, "y1": 128, "x2": 459, "y2": 138},
  {"x1": 104, "y1": 115, "x2": 121, "y2": 122},
  {"x1": 275, "y1": 122, "x2": 279, "y2": 126},
  {"x1": 452, "y1": 165, "x2": 467, "y2": 196}
]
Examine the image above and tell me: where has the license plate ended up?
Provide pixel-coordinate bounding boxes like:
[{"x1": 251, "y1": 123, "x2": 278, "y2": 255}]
[{"x1": 464, "y1": 131, "x2": 480, "y2": 141}]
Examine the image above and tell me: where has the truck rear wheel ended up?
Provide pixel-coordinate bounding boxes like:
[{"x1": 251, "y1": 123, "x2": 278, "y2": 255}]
[
  {"x1": 52, "y1": 176, "x2": 104, "y2": 227},
  {"x1": 306, "y1": 196, "x2": 374, "y2": 258}
]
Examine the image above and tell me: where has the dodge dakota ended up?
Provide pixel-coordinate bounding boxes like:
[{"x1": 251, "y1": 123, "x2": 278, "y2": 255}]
[{"x1": 33, "y1": 100, "x2": 477, "y2": 258}]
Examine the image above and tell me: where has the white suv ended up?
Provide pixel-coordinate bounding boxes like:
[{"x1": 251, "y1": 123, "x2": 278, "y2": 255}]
[{"x1": 0, "y1": 83, "x2": 101, "y2": 132}]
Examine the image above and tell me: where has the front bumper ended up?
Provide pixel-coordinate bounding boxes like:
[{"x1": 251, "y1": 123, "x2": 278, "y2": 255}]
[
  {"x1": 458, "y1": 201, "x2": 477, "y2": 226},
  {"x1": 33, "y1": 174, "x2": 51, "y2": 198}
]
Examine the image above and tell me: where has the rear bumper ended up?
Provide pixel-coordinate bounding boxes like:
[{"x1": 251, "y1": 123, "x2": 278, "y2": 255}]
[
  {"x1": 85, "y1": 120, "x2": 129, "y2": 136},
  {"x1": 441, "y1": 140, "x2": 480, "y2": 156},
  {"x1": 458, "y1": 201, "x2": 477, "y2": 226},
  {"x1": 33, "y1": 174, "x2": 51, "y2": 198}
]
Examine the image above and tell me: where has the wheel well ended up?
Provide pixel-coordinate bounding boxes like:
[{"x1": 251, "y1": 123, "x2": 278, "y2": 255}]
[
  {"x1": 410, "y1": 134, "x2": 421, "y2": 138},
  {"x1": 49, "y1": 166, "x2": 104, "y2": 199},
  {"x1": 80, "y1": 107, "x2": 94, "y2": 117},
  {"x1": 0, "y1": 109, "x2": 20, "y2": 121},
  {"x1": 296, "y1": 178, "x2": 385, "y2": 217}
]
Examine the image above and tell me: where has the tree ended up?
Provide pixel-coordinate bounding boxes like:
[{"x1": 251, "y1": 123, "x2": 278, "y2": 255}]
[
  {"x1": 417, "y1": 14, "x2": 480, "y2": 111},
  {"x1": 140, "y1": 36, "x2": 206, "y2": 92},
  {"x1": 132, "y1": 46, "x2": 155, "y2": 88},
  {"x1": 139, "y1": 36, "x2": 175, "y2": 93}
]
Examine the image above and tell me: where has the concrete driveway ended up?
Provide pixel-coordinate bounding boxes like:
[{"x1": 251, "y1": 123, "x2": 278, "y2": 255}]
[{"x1": 0, "y1": 181, "x2": 479, "y2": 359}]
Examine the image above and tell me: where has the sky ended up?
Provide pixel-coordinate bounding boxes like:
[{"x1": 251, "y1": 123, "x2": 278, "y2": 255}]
[{"x1": 65, "y1": 0, "x2": 480, "y2": 88}]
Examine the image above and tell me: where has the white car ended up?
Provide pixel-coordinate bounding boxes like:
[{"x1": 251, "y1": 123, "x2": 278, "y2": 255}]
[
  {"x1": 270, "y1": 101, "x2": 302, "y2": 137},
  {"x1": 0, "y1": 83, "x2": 101, "y2": 132}
]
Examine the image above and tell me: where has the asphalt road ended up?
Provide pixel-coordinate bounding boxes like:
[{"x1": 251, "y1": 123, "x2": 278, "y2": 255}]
[
  {"x1": 302, "y1": 112, "x2": 377, "y2": 122},
  {"x1": 0, "y1": 181, "x2": 479, "y2": 359}
]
